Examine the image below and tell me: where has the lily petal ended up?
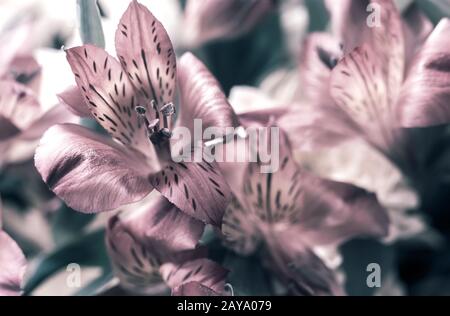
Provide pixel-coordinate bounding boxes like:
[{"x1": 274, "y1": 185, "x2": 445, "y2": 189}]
[
  {"x1": 150, "y1": 158, "x2": 232, "y2": 227},
  {"x1": 35, "y1": 123, "x2": 153, "y2": 213},
  {"x1": 325, "y1": 0, "x2": 371, "y2": 54},
  {"x1": 20, "y1": 104, "x2": 78, "y2": 141},
  {"x1": 57, "y1": 85, "x2": 91, "y2": 117},
  {"x1": 0, "y1": 80, "x2": 41, "y2": 131},
  {"x1": 160, "y1": 258, "x2": 228, "y2": 295},
  {"x1": 222, "y1": 196, "x2": 261, "y2": 256},
  {"x1": 0, "y1": 231, "x2": 27, "y2": 296},
  {"x1": 291, "y1": 172, "x2": 390, "y2": 246},
  {"x1": 106, "y1": 193, "x2": 204, "y2": 293},
  {"x1": 66, "y1": 44, "x2": 152, "y2": 156},
  {"x1": 397, "y1": 19, "x2": 450, "y2": 127},
  {"x1": 265, "y1": 236, "x2": 343, "y2": 296},
  {"x1": 403, "y1": 3, "x2": 433, "y2": 66},
  {"x1": 115, "y1": 0, "x2": 176, "y2": 110},
  {"x1": 5, "y1": 55, "x2": 42, "y2": 94},
  {"x1": 177, "y1": 52, "x2": 238, "y2": 135},
  {"x1": 172, "y1": 281, "x2": 221, "y2": 296}
]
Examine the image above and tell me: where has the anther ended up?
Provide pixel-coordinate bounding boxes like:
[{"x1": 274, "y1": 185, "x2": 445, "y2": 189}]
[
  {"x1": 160, "y1": 102, "x2": 175, "y2": 117},
  {"x1": 135, "y1": 105, "x2": 147, "y2": 116}
]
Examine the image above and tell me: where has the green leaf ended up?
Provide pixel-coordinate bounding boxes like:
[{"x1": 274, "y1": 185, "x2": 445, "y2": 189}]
[
  {"x1": 75, "y1": 272, "x2": 116, "y2": 296},
  {"x1": 77, "y1": 0, "x2": 105, "y2": 48},
  {"x1": 196, "y1": 11, "x2": 289, "y2": 95},
  {"x1": 304, "y1": 0, "x2": 329, "y2": 32},
  {"x1": 51, "y1": 204, "x2": 96, "y2": 246},
  {"x1": 223, "y1": 252, "x2": 273, "y2": 296},
  {"x1": 24, "y1": 229, "x2": 111, "y2": 295},
  {"x1": 416, "y1": 0, "x2": 450, "y2": 24}
]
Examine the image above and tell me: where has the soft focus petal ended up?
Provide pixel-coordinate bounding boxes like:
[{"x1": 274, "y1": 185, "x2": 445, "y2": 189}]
[
  {"x1": 177, "y1": 53, "x2": 238, "y2": 135},
  {"x1": 222, "y1": 196, "x2": 261, "y2": 256},
  {"x1": 5, "y1": 55, "x2": 41, "y2": 94},
  {"x1": 291, "y1": 173, "x2": 390, "y2": 246},
  {"x1": 397, "y1": 19, "x2": 450, "y2": 127},
  {"x1": 160, "y1": 258, "x2": 228, "y2": 295},
  {"x1": 265, "y1": 236, "x2": 343, "y2": 296},
  {"x1": 183, "y1": 0, "x2": 274, "y2": 46},
  {"x1": 57, "y1": 85, "x2": 91, "y2": 117},
  {"x1": 279, "y1": 104, "x2": 359, "y2": 151},
  {"x1": 35, "y1": 123, "x2": 153, "y2": 213},
  {"x1": 0, "y1": 80, "x2": 41, "y2": 131},
  {"x1": 172, "y1": 281, "x2": 221, "y2": 296},
  {"x1": 298, "y1": 33, "x2": 342, "y2": 105},
  {"x1": 150, "y1": 158, "x2": 232, "y2": 227},
  {"x1": 0, "y1": 21, "x2": 31, "y2": 76},
  {"x1": 402, "y1": 3, "x2": 433, "y2": 65},
  {"x1": 0, "y1": 231, "x2": 27, "y2": 296},
  {"x1": 330, "y1": 45, "x2": 400, "y2": 150},
  {"x1": 19, "y1": 104, "x2": 78, "y2": 141},
  {"x1": 115, "y1": 0, "x2": 176, "y2": 109},
  {"x1": 329, "y1": 0, "x2": 405, "y2": 126},
  {"x1": 325, "y1": 0, "x2": 371, "y2": 54},
  {"x1": 106, "y1": 193, "x2": 204, "y2": 293},
  {"x1": 66, "y1": 44, "x2": 152, "y2": 156}
]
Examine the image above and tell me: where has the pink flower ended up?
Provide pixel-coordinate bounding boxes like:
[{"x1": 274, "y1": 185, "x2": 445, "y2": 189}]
[
  {"x1": 0, "y1": 23, "x2": 76, "y2": 165},
  {"x1": 217, "y1": 104, "x2": 389, "y2": 295},
  {"x1": 35, "y1": 0, "x2": 235, "y2": 227},
  {"x1": 0, "y1": 198, "x2": 27, "y2": 296},
  {"x1": 106, "y1": 192, "x2": 228, "y2": 295},
  {"x1": 282, "y1": 0, "x2": 450, "y2": 165}
]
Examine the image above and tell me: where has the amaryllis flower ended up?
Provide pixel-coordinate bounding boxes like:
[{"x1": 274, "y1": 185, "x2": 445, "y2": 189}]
[
  {"x1": 106, "y1": 192, "x2": 228, "y2": 295},
  {"x1": 0, "y1": 199, "x2": 27, "y2": 296},
  {"x1": 0, "y1": 80, "x2": 75, "y2": 166},
  {"x1": 183, "y1": 0, "x2": 276, "y2": 46},
  {"x1": 35, "y1": 0, "x2": 234, "y2": 227},
  {"x1": 282, "y1": 0, "x2": 450, "y2": 166},
  {"x1": 213, "y1": 91, "x2": 389, "y2": 295}
]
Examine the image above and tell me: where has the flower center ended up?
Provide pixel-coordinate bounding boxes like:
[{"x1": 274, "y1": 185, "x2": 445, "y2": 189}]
[{"x1": 135, "y1": 100, "x2": 175, "y2": 162}]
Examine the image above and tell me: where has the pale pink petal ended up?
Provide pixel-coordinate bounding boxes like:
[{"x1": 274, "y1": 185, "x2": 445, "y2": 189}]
[
  {"x1": 330, "y1": 45, "x2": 402, "y2": 151},
  {"x1": 115, "y1": 0, "x2": 176, "y2": 111},
  {"x1": 278, "y1": 104, "x2": 359, "y2": 151},
  {"x1": 66, "y1": 44, "x2": 152, "y2": 156},
  {"x1": 221, "y1": 196, "x2": 260, "y2": 256},
  {"x1": 265, "y1": 236, "x2": 343, "y2": 296},
  {"x1": 160, "y1": 259, "x2": 228, "y2": 295},
  {"x1": 397, "y1": 19, "x2": 450, "y2": 127},
  {"x1": 19, "y1": 104, "x2": 78, "y2": 141},
  {"x1": 106, "y1": 193, "x2": 204, "y2": 293},
  {"x1": 184, "y1": 0, "x2": 275, "y2": 45},
  {"x1": 35, "y1": 123, "x2": 153, "y2": 213},
  {"x1": 0, "y1": 231, "x2": 27, "y2": 296},
  {"x1": 172, "y1": 281, "x2": 221, "y2": 296},
  {"x1": 403, "y1": 3, "x2": 433, "y2": 66},
  {"x1": 325, "y1": 0, "x2": 371, "y2": 54},
  {"x1": 57, "y1": 85, "x2": 91, "y2": 117},
  {"x1": 4, "y1": 55, "x2": 41, "y2": 94},
  {"x1": 299, "y1": 33, "x2": 342, "y2": 105},
  {"x1": 150, "y1": 158, "x2": 232, "y2": 227},
  {"x1": 0, "y1": 80, "x2": 41, "y2": 131},
  {"x1": 290, "y1": 173, "x2": 390, "y2": 246},
  {"x1": 177, "y1": 52, "x2": 238, "y2": 135}
]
